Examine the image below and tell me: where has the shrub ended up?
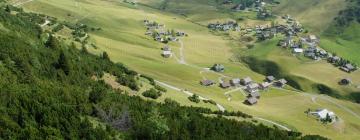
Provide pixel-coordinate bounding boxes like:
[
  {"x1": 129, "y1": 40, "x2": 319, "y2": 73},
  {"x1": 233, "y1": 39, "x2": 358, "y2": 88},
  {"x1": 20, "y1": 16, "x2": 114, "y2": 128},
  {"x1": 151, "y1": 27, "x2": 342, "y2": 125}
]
[
  {"x1": 142, "y1": 88, "x2": 162, "y2": 99},
  {"x1": 188, "y1": 94, "x2": 200, "y2": 103}
]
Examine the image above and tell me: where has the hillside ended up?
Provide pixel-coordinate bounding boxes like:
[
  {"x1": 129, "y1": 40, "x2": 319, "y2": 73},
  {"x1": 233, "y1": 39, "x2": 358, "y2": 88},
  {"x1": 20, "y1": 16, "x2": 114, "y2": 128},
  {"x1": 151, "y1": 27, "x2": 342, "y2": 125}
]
[
  {"x1": 4, "y1": 0, "x2": 360, "y2": 139},
  {"x1": 0, "y1": 4, "x2": 329, "y2": 140}
]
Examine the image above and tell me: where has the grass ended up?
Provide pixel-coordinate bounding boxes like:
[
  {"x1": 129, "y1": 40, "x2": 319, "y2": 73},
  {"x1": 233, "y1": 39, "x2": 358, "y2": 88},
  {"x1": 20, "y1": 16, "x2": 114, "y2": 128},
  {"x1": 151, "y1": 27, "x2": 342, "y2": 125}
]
[
  {"x1": 22, "y1": 0, "x2": 360, "y2": 139},
  {"x1": 272, "y1": 0, "x2": 347, "y2": 33}
]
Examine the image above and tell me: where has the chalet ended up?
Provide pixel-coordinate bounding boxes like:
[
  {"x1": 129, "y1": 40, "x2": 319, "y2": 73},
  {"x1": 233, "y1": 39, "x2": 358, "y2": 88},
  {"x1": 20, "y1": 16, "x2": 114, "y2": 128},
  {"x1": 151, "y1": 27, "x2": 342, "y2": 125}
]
[
  {"x1": 232, "y1": 4, "x2": 245, "y2": 11},
  {"x1": 274, "y1": 79, "x2": 287, "y2": 88},
  {"x1": 145, "y1": 31, "x2": 153, "y2": 35},
  {"x1": 211, "y1": 64, "x2": 225, "y2": 73},
  {"x1": 259, "y1": 82, "x2": 271, "y2": 90},
  {"x1": 162, "y1": 50, "x2": 172, "y2": 58},
  {"x1": 200, "y1": 79, "x2": 215, "y2": 86},
  {"x1": 245, "y1": 97, "x2": 258, "y2": 105},
  {"x1": 241, "y1": 77, "x2": 253, "y2": 85},
  {"x1": 293, "y1": 48, "x2": 304, "y2": 54},
  {"x1": 304, "y1": 47, "x2": 318, "y2": 60},
  {"x1": 162, "y1": 46, "x2": 171, "y2": 51},
  {"x1": 248, "y1": 92, "x2": 260, "y2": 99},
  {"x1": 319, "y1": 50, "x2": 327, "y2": 57},
  {"x1": 339, "y1": 78, "x2": 351, "y2": 85},
  {"x1": 266, "y1": 76, "x2": 275, "y2": 82},
  {"x1": 230, "y1": 78, "x2": 241, "y2": 86},
  {"x1": 308, "y1": 35, "x2": 319, "y2": 43},
  {"x1": 328, "y1": 56, "x2": 340, "y2": 63},
  {"x1": 220, "y1": 82, "x2": 231, "y2": 89},
  {"x1": 168, "y1": 37, "x2": 178, "y2": 41},
  {"x1": 246, "y1": 83, "x2": 259, "y2": 93},
  {"x1": 310, "y1": 109, "x2": 336, "y2": 121},
  {"x1": 341, "y1": 64, "x2": 355, "y2": 73},
  {"x1": 176, "y1": 31, "x2": 186, "y2": 36}
]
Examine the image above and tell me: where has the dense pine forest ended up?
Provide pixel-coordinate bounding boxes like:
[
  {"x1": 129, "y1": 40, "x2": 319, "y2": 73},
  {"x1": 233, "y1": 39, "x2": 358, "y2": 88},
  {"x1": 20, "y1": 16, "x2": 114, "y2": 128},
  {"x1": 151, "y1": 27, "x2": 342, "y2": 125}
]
[{"x1": 0, "y1": 4, "x2": 327, "y2": 140}]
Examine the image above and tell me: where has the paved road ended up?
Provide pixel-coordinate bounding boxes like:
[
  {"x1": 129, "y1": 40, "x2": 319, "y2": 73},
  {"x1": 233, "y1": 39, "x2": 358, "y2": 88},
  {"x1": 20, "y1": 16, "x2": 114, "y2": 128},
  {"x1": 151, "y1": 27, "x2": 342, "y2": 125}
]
[
  {"x1": 40, "y1": 20, "x2": 50, "y2": 27},
  {"x1": 254, "y1": 117, "x2": 291, "y2": 131}
]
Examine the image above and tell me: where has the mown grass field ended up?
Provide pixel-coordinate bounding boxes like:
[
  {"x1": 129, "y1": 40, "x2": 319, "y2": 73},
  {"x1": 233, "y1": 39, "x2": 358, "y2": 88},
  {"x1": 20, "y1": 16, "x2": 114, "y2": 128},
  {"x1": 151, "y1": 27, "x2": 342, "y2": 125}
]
[
  {"x1": 21, "y1": 0, "x2": 360, "y2": 139},
  {"x1": 272, "y1": 0, "x2": 347, "y2": 33}
]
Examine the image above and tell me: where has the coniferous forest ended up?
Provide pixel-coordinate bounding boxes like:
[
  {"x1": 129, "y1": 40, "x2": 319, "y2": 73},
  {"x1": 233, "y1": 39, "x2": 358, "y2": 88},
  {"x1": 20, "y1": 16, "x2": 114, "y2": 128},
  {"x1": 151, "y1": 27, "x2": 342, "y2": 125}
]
[{"x1": 0, "y1": 4, "x2": 327, "y2": 140}]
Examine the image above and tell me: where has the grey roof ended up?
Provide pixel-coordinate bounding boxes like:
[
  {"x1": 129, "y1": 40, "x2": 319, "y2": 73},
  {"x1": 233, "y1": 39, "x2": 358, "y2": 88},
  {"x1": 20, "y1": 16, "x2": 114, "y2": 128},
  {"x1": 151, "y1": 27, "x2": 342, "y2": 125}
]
[
  {"x1": 220, "y1": 82, "x2": 231, "y2": 88},
  {"x1": 230, "y1": 78, "x2": 241, "y2": 84},
  {"x1": 345, "y1": 64, "x2": 355, "y2": 70},
  {"x1": 266, "y1": 76, "x2": 275, "y2": 81},
  {"x1": 242, "y1": 77, "x2": 253, "y2": 84},
  {"x1": 247, "y1": 83, "x2": 259, "y2": 89},
  {"x1": 201, "y1": 79, "x2": 214, "y2": 86},
  {"x1": 246, "y1": 97, "x2": 258, "y2": 105},
  {"x1": 249, "y1": 92, "x2": 260, "y2": 98},
  {"x1": 278, "y1": 79, "x2": 287, "y2": 84},
  {"x1": 163, "y1": 46, "x2": 171, "y2": 51},
  {"x1": 260, "y1": 82, "x2": 271, "y2": 88}
]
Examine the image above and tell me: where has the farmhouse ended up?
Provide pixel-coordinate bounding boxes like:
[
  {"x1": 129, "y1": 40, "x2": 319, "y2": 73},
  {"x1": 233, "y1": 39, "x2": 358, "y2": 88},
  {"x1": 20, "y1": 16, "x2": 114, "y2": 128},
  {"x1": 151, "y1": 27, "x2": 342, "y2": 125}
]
[
  {"x1": 311, "y1": 109, "x2": 336, "y2": 121},
  {"x1": 307, "y1": 35, "x2": 319, "y2": 43},
  {"x1": 176, "y1": 31, "x2": 186, "y2": 37},
  {"x1": 266, "y1": 75, "x2": 275, "y2": 82},
  {"x1": 246, "y1": 83, "x2": 259, "y2": 93},
  {"x1": 161, "y1": 45, "x2": 172, "y2": 58},
  {"x1": 211, "y1": 64, "x2": 225, "y2": 73},
  {"x1": 328, "y1": 56, "x2": 340, "y2": 63},
  {"x1": 241, "y1": 77, "x2": 253, "y2": 85},
  {"x1": 220, "y1": 82, "x2": 231, "y2": 89},
  {"x1": 162, "y1": 45, "x2": 171, "y2": 51},
  {"x1": 232, "y1": 4, "x2": 245, "y2": 11},
  {"x1": 274, "y1": 79, "x2": 287, "y2": 88},
  {"x1": 201, "y1": 79, "x2": 215, "y2": 86},
  {"x1": 248, "y1": 92, "x2": 260, "y2": 99},
  {"x1": 341, "y1": 64, "x2": 355, "y2": 72},
  {"x1": 293, "y1": 48, "x2": 304, "y2": 54},
  {"x1": 230, "y1": 78, "x2": 241, "y2": 86},
  {"x1": 245, "y1": 97, "x2": 258, "y2": 105},
  {"x1": 339, "y1": 78, "x2": 351, "y2": 85},
  {"x1": 162, "y1": 50, "x2": 172, "y2": 58},
  {"x1": 259, "y1": 82, "x2": 271, "y2": 90}
]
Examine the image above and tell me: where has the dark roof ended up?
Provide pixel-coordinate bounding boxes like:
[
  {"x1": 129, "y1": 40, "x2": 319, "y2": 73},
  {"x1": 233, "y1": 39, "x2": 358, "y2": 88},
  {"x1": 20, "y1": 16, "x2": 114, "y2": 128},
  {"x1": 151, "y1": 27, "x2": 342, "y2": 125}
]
[
  {"x1": 201, "y1": 79, "x2": 214, "y2": 86},
  {"x1": 220, "y1": 82, "x2": 231, "y2": 88}
]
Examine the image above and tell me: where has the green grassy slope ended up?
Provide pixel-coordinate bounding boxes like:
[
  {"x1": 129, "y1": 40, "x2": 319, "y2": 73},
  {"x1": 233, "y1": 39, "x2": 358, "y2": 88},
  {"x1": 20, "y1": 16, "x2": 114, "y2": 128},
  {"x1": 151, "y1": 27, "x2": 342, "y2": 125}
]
[
  {"x1": 272, "y1": 0, "x2": 347, "y2": 33},
  {"x1": 20, "y1": 0, "x2": 360, "y2": 139}
]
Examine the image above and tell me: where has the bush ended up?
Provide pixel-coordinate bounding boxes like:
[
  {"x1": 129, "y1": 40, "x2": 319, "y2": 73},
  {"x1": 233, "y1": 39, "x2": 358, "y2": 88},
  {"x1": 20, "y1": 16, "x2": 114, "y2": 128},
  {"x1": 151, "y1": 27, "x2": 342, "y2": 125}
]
[
  {"x1": 188, "y1": 94, "x2": 200, "y2": 103},
  {"x1": 142, "y1": 88, "x2": 162, "y2": 99}
]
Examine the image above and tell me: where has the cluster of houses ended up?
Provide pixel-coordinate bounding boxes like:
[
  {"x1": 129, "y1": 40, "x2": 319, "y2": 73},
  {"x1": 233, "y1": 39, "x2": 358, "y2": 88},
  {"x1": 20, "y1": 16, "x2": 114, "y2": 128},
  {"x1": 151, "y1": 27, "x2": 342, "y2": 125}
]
[
  {"x1": 328, "y1": 56, "x2": 357, "y2": 73},
  {"x1": 208, "y1": 21, "x2": 241, "y2": 32},
  {"x1": 143, "y1": 19, "x2": 187, "y2": 43},
  {"x1": 199, "y1": 70, "x2": 288, "y2": 105}
]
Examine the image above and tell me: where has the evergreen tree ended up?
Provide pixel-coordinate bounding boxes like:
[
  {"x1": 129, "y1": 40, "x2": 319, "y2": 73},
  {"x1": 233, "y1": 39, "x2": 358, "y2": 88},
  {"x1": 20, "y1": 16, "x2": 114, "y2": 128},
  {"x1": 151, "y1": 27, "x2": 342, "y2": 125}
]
[
  {"x1": 45, "y1": 34, "x2": 59, "y2": 49},
  {"x1": 5, "y1": 5, "x2": 11, "y2": 13},
  {"x1": 102, "y1": 52, "x2": 110, "y2": 61},
  {"x1": 57, "y1": 51, "x2": 71, "y2": 75}
]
